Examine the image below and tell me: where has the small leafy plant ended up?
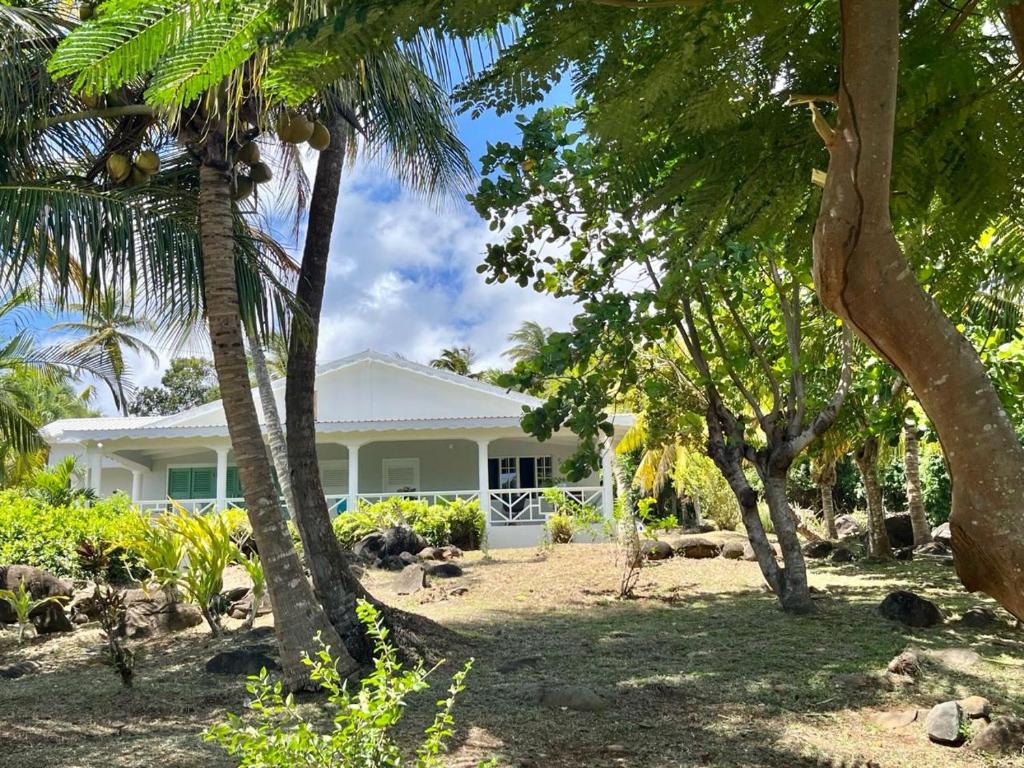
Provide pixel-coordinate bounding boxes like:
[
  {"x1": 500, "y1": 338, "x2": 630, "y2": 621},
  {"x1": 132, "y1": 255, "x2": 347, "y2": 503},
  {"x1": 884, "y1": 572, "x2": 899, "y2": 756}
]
[
  {"x1": 0, "y1": 580, "x2": 64, "y2": 644},
  {"x1": 204, "y1": 600, "x2": 472, "y2": 768},
  {"x1": 171, "y1": 506, "x2": 239, "y2": 635},
  {"x1": 235, "y1": 551, "x2": 265, "y2": 630},
  {"x1": 77, "y1": 539, "x2": 133, "y2": 687}
]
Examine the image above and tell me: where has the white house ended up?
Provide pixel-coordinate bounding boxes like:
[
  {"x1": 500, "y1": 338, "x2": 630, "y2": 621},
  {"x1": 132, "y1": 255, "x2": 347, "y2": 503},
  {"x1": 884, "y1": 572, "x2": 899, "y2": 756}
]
[{"x1": 41, "y1": 350, "x2": 630, "y2": 548}]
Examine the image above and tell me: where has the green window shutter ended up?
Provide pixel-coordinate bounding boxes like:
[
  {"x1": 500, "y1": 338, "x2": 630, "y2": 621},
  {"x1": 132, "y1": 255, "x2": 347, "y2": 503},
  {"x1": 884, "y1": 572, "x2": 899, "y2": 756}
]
[
  {"x1": 168, "y1": 468, "x2": 192, "y2": 499},
  {"x1": 191, "y1": 467, "x2": 216, "y2": 499},
  {"x1": 226, "y1": 466, "x2": 243, "y2": 498}
]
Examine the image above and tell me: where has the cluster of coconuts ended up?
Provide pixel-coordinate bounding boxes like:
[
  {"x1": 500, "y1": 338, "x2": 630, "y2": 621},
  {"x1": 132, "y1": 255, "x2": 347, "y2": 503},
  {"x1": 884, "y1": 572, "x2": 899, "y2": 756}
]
[
  {"x1": 105, "y1": 149, "x2": 160, "y2": 186},
  {"x1": 231, "y1": 140, "x2": 271, "y2": 201},
  {"x1": 276, "y1": 112, "x2": 331, "y2": 151}
]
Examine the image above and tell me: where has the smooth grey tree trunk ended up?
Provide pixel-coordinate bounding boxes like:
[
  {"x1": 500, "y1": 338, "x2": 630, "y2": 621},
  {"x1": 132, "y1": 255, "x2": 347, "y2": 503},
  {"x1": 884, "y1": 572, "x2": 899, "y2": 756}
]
[
  {"x1": 903, "y1": 422, "x2": 931, "y2": 546},
  {"x1": 855, "y1": 437, "x2": 890, "y2": 560},
  {"x1": 247, "y1": 331, "x2": 297, "y2": 520}
]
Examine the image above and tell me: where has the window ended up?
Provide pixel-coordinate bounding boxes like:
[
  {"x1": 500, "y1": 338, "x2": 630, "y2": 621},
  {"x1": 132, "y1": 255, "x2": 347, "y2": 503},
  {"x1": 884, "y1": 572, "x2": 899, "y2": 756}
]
[
  {"x1": 167, "y1": 466, "x2": 218, "y2": 500},
  {"x1": 382, "y1": 458, "x2": 419, "y2": 492},
  {"x1": 486, "y1": 456, "x2": 555, "y2": 490},
  {"x1": 320, "y1": 460, "x2": 349, "y2": 495},
  {"x1": 536, "y1": 456, "x2": 555, "y2": 487}
]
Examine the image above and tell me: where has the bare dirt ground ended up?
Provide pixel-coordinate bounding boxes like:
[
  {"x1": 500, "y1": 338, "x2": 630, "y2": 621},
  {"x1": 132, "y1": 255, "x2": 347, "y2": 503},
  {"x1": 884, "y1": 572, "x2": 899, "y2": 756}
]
[{"x1": 2, "y1": 534, "x2": 1022, "y2": 767}]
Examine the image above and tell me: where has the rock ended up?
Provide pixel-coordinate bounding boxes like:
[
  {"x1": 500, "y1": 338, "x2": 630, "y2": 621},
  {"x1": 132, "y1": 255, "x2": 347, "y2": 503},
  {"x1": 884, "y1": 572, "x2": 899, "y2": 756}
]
[
  {"x1": 871, "y1": 709, "x2": 927, "y2": 730},
  {"x1": 803, "y1": 540, "x2": 835, "y2": 559},
  {"x1": 830, "y1": 547, "x2": 855, "y2": 563},
  {"x1": 0, "y1": 660, "x2": 42, "y2": 679},
  {"x1": 537, "y1": 684, "x2": 608, "y2": 712},
  {"x1": 426, "y1": 562, "x2": 463, "y2": 578},
  {"x1": 640, "y1": 539, "x2": 673, "y2": 561},
  {"x1": 925, "y1": 701, "x2": 965, "y2": 746},
  {"x1": 720, "y1": 541, "x2": 745, "y2": 560},
  {"x1": 970, "y1": 717, "x2": 1024, "y2": 755},
  {"x1": 742, "y1": 542, "x2": 783, "y2": 561},
  {"x1": 884, "y1": 514, "x2": 915, "y2": 549},
  {"x1": 931, "y1": 522, "x2": 952, "y2": 545},
  {"x1": 832, "y1": 671, "x2": 894, "y2": 692},
  {"x1": 878, "y1": 590, "x2": 943, "y2": 627},
  {"x1": 381, "y1": 555, "x2": 408, "y2": 572},
  {"x1": 498, "y1": 655, "x2": 543, "y2": 673},
  {"x1": 354, "y1": 526, "x2": 429, "y2": 566},
  {"x1": 227, "y1": 591, "x2": 271, "y2": 620},
  {"x1": 398, "y1": 551, "x2": 421, "y2": 566},
  {"x1": 439, "y1": 545, "x2": 463, "y2": 560},
  {"x1": 0, "y1": 565, "x2": 73, "y2": 633},
  {"x1": 68, "y1": 582, "x2": 101, "y2": 622},
  {"x1": 914, "y1": 541, "x2": 950, "y2": 557},
  {"x1": 395, "y1": 564, "x2": 427, "y2": 595},
  {"x1": 957, "y1": 696, "x2": 991, "y2": 720},
  {"x1": 958, "y1": 607, "x2": 996, "y2": 628},
  {"x1": 119, "y1": 588, "x2": 203, "y2": 638},
  {"x1": 222, "y1": 586, "x2": 250, "y2": 603},
  {"x1": 206, "y1": 646, "x2": 280, "y2": 675},
  {"x1": 673, "y1": 536, "x2": 722, "y2": 559},
  {"x1": 893, "y1": 546, "x2": 915, "y2": 561},
  {"x1": 887, "y1": 649, "x2": 922, "y2": 677},
  {"x1": 417, "y1": 547, "x2": 443, "y2": 561},
  {"x1": 834, "y1": 514, "x2": 864, "y2": 539}
]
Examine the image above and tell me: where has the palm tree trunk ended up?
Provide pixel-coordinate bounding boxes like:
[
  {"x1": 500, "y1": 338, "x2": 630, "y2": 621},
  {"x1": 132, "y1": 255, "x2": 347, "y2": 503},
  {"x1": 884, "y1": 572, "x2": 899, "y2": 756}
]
[
  {"x1": 820, "y1": 480, "x2": 837, "y2": 540},
  {"x1": 814, "y1": 0, "x2": 1024, "y2": 620},
  {"x1": 282, "y1": 121, "x2": 375, "y2": 664},
  {"x1": 198, "y1": 162, "x2": 354, "y2": 688},
  {"x1": 903, "y1": 422, "x2": 931, "y2": 546},
  {"x1": 854, "y1": 437, "x2": 890, "y2": 560},
  {"x1": 246, "y1": 330, "x2": 297, "y2": 519}
]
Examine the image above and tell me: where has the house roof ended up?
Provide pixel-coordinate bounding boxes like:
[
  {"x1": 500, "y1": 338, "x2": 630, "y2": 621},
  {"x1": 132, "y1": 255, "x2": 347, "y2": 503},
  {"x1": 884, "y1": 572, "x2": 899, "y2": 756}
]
[{"x1": 42, "y1": 350, "x2": 620, "y2": 445}]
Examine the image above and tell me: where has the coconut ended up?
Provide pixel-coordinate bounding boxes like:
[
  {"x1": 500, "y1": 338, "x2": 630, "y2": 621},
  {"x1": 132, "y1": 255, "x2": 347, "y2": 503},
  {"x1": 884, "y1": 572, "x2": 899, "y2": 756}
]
[
  {"x1": 105, "y1": 153, "x2": 131, "y2": 183},
  {"x1": 135, "y1": 150, "x2": 160, "y2": 174},
  {"x1": 250, "y1": 162, "x2": 272, "y2": 184},
  {"x1": 308, "y1": 122, "x2": 330, "y2": 151},
  {"x1": 79, "y1": 3, "x2": 94, "y2": 20},
  {"x1": 128, "y1": 165, "x2": 149, "y2": 187},
  {"x1": 237, "y1": 141, "x2": 261, "y2": 166},
  {"x1": 276, "y1": 113, "x2": 314, "y2": 144},
  {"x1": 232, "y1": 175, "x2": 254, "y2": 201},
  {"x1": 80, "y1": 92, "x2": 102, "y2": 109}
]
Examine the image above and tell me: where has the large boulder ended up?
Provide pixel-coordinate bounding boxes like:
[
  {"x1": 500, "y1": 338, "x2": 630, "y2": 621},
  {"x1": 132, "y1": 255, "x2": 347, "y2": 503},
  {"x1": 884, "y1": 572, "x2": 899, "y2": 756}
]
[
  {"x1": 0, "y1": 565, "x2": 73, "y2": 634},
  {"x1": 925, "y1": 701, "x2": 965, "y2": 746},
  {"x1": 119, "y1": 588, "x2": 203, "y2": 638},
  {"x1": 884, "y1": 513, "x2": 915, "y2": 549},
  {"x1": 206, "y1": 645, "x2": 280, "y2": 675},
  {"x1": 720, "y1": 541, "x2": 745, "y2": 560},
  {"x1": 640, "y1": 539, "x2": 673, "y2": 561},
  {"x1": 834, "y1": 514, "x2": 864, "y2": 539},
  {"x1": 537, "y1": 684, "x2": 608, "y2": 712},
  {"x1": 426, "y1": 562, "x2": 463, "y2": 578},
  {"x1": 395, "y1": 564, "x2": 427, "y2": 595},
  {"x1": 958, "y1": 606, "x2": 996, "y2": 628},
  {"x1": 970, "y1": 717, "x2": 1024, "y2": 755},
  {"x1": 352, "y1": 526, "x2": 429, "y2": 566},
  {"x1": 671, "y1": 536, "x2": 721, "y2": 559},
  {"x1": 931, "y1": 522, "x2": 952, "y2": 545},
  {"x1": 742, "y1": 542, "x2": 782, "y2": 561},
  {"x1": 803, "y1": 540, "x2": 835, "y2": 559},
  {"x1": 878, "y1": 590, "x2": 943, "y2": 628},
  {"x1": 830, "y1": 547, "x2": 855, "y2": 563}
]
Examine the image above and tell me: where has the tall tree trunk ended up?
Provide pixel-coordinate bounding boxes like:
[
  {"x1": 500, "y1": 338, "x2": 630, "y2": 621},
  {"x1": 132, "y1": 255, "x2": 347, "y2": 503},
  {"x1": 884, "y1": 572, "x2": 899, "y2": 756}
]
[
  {"x1": 903, "y1": 421, "x2": 931, "y2": 546},
  {"x1": 246, "y1": 330, "x2": 297, "y2": 519},
  {"x1": 762, "y1": 474, "x2": 813, "y2": 612},
  {"x1": 610, "y1": 451, "x2": 641, "y2": 597},
  {"x1": 854, "y1": 437, "x2": 890, "y2": 560},
  {"x1": 198, "y1": 162, "x2": 354, "y2": 688},
  {"x1": 283, "y1": 120, "x2": 374, "y2": 663},
  {"x1": 813, "y1": 0, "x2": 1024, "y2": 619},
  {"x1": 818, "y1": 460, "x2": 838, "y2": 539}
]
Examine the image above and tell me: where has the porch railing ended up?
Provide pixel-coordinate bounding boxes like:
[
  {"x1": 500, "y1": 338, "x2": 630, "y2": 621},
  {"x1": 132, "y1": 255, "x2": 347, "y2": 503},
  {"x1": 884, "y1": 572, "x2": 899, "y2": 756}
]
[
  {"x1": 356, "y1": 490, "x2": 479, "y2": 507},
  {"x1": 489, "y1": 486, "x2": 603, "y2": 527}
]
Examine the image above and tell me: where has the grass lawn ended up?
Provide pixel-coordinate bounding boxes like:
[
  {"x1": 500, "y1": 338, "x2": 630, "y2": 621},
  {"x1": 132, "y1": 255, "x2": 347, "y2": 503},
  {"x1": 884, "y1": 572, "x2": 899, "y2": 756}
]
[{"x1": 1, "y1": 534, "x2": 1022, "y2": 767}]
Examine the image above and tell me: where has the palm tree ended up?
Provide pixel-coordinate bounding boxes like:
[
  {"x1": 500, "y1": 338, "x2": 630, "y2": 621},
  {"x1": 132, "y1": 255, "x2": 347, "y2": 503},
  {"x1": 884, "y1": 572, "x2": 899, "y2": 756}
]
[
  {"x1": 48, "y1": 0, "x2": 473, "y2": 671},
  {"x1": 430, "y1": 346, "x2": 476, "y2": 376},
  {"x1": 52, "y1": 290, "x2": 158, "y2": 414},
  {"x1": 503, "y1": 320, "x2": 552, "y2": 363}
]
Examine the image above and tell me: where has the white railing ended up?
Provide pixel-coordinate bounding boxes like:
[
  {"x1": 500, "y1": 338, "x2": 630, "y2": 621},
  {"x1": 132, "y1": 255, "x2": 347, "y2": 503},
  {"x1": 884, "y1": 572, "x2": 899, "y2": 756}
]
[
  {"x1": 489, "y1": 486, "x2": 603, "y2": 527},
  {"x1": 137, "y1": 497, "x2": 247, "y2": 514},
  {"x1": 356, "y1": 490, "x2": 479, "y2": 507}
]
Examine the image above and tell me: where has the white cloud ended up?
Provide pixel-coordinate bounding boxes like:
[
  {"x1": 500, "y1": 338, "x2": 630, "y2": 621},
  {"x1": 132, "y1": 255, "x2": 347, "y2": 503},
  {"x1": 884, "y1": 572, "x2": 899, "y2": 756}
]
[{"x1": 84, "y1": 159, "x2": 580, "y2": 415}]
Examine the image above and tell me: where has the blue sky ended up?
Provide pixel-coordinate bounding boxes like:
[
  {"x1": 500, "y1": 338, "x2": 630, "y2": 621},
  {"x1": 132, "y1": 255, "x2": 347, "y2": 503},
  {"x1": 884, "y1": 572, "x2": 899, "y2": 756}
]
[{"x1": 67, "y1": 76, "x2": 578, "y2": 415}]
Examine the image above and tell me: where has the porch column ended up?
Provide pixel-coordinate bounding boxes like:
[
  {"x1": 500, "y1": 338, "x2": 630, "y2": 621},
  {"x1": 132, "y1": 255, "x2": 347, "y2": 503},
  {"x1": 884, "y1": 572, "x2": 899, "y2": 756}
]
[
  {"x1": 601, "y1": 440, "x2": 615, "y2": 522},
  {"x1": 90, "y1": 444, "x2": 103, "y2": 494},
  {"x1": 215, "y1": 445, "x2": 230, "y2": 510},
  {"x1": 346, "y1": 442, "x2": 361, "y2": 514},
  {"x1": 476, "y1": 439, "x2": 491, "y2": 534},
  {"x1": 131, "y1": 470, "x2": 144, "y2": 503}
]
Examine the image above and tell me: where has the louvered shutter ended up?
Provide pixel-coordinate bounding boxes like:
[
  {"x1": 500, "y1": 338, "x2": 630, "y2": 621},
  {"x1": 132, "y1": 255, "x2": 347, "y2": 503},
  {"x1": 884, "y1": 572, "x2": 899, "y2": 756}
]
[
  {"x1": 382, "y1": 459, "x2": 419, "y2": 492},
  {"x1": 226, "y1": 466, "x2": 243, "y2": 498},
  {"x1": 320, "y1": 461, "x2": 348, "y2": 495},
  {"x1": 191, "y1": 467, "x2": 216, "y2": 499},
  {"x1": 168, "y1": 468, "x2": 191, "y2": 499}
]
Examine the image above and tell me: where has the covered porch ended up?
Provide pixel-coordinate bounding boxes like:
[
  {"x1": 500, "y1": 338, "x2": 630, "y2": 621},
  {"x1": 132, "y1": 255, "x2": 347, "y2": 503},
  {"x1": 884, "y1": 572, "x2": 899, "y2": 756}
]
[{"x1": 76, "y1": 429, "x2": 614, "y2": 548}]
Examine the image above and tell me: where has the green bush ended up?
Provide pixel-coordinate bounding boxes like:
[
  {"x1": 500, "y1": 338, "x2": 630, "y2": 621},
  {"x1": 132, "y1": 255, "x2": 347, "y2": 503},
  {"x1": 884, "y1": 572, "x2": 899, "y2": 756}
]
[
  {"x1": 0, "y1": 490, "x2": 142, "y2": 581},
  {"x1": 205, "y1": 600, "x2": 472, "y2": 768},
  {"x1": 333, "y1": 497, "x2": 484, "y2": 550},
  {"x1": 922, "y1": 450, "x2": 951, "y2": 526},
  {"x1": 545, "y1": 513, "x2": 574, "y2": 544}
]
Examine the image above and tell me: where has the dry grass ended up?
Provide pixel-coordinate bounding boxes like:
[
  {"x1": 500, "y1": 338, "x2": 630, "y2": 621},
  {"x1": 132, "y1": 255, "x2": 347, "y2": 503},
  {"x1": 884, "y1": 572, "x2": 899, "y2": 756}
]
[{"x1": 2, "y1": 535, "x2": 1023, "y2": 768}]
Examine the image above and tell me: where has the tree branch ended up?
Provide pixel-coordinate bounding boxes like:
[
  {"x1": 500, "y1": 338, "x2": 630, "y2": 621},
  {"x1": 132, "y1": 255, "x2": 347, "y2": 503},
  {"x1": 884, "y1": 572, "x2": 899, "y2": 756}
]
[{"x1": 786, "y1": 328, "x2": 853, "y2": 459}]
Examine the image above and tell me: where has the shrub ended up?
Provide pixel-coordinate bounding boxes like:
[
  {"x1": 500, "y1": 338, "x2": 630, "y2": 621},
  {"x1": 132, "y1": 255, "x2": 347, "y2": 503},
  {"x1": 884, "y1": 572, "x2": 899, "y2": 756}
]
[
  {"x1": 333, "y1": 498, "x2": 484, "y2": 550},
  {"x1": 204, "y1": 600, "x2": 472, "y2": 768},
  {"x1": 672, "y1": 451, "x2": 740, "y2": 531},
  {"x1": 921, "y1": 450, "x2": 951, "y2": 526},
  {"x1": 0, "y1": 490, "x2": 141, "y2": 580},
  {"x1": 545, "y1": 513, "x2": 574, "y2": 544}
]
